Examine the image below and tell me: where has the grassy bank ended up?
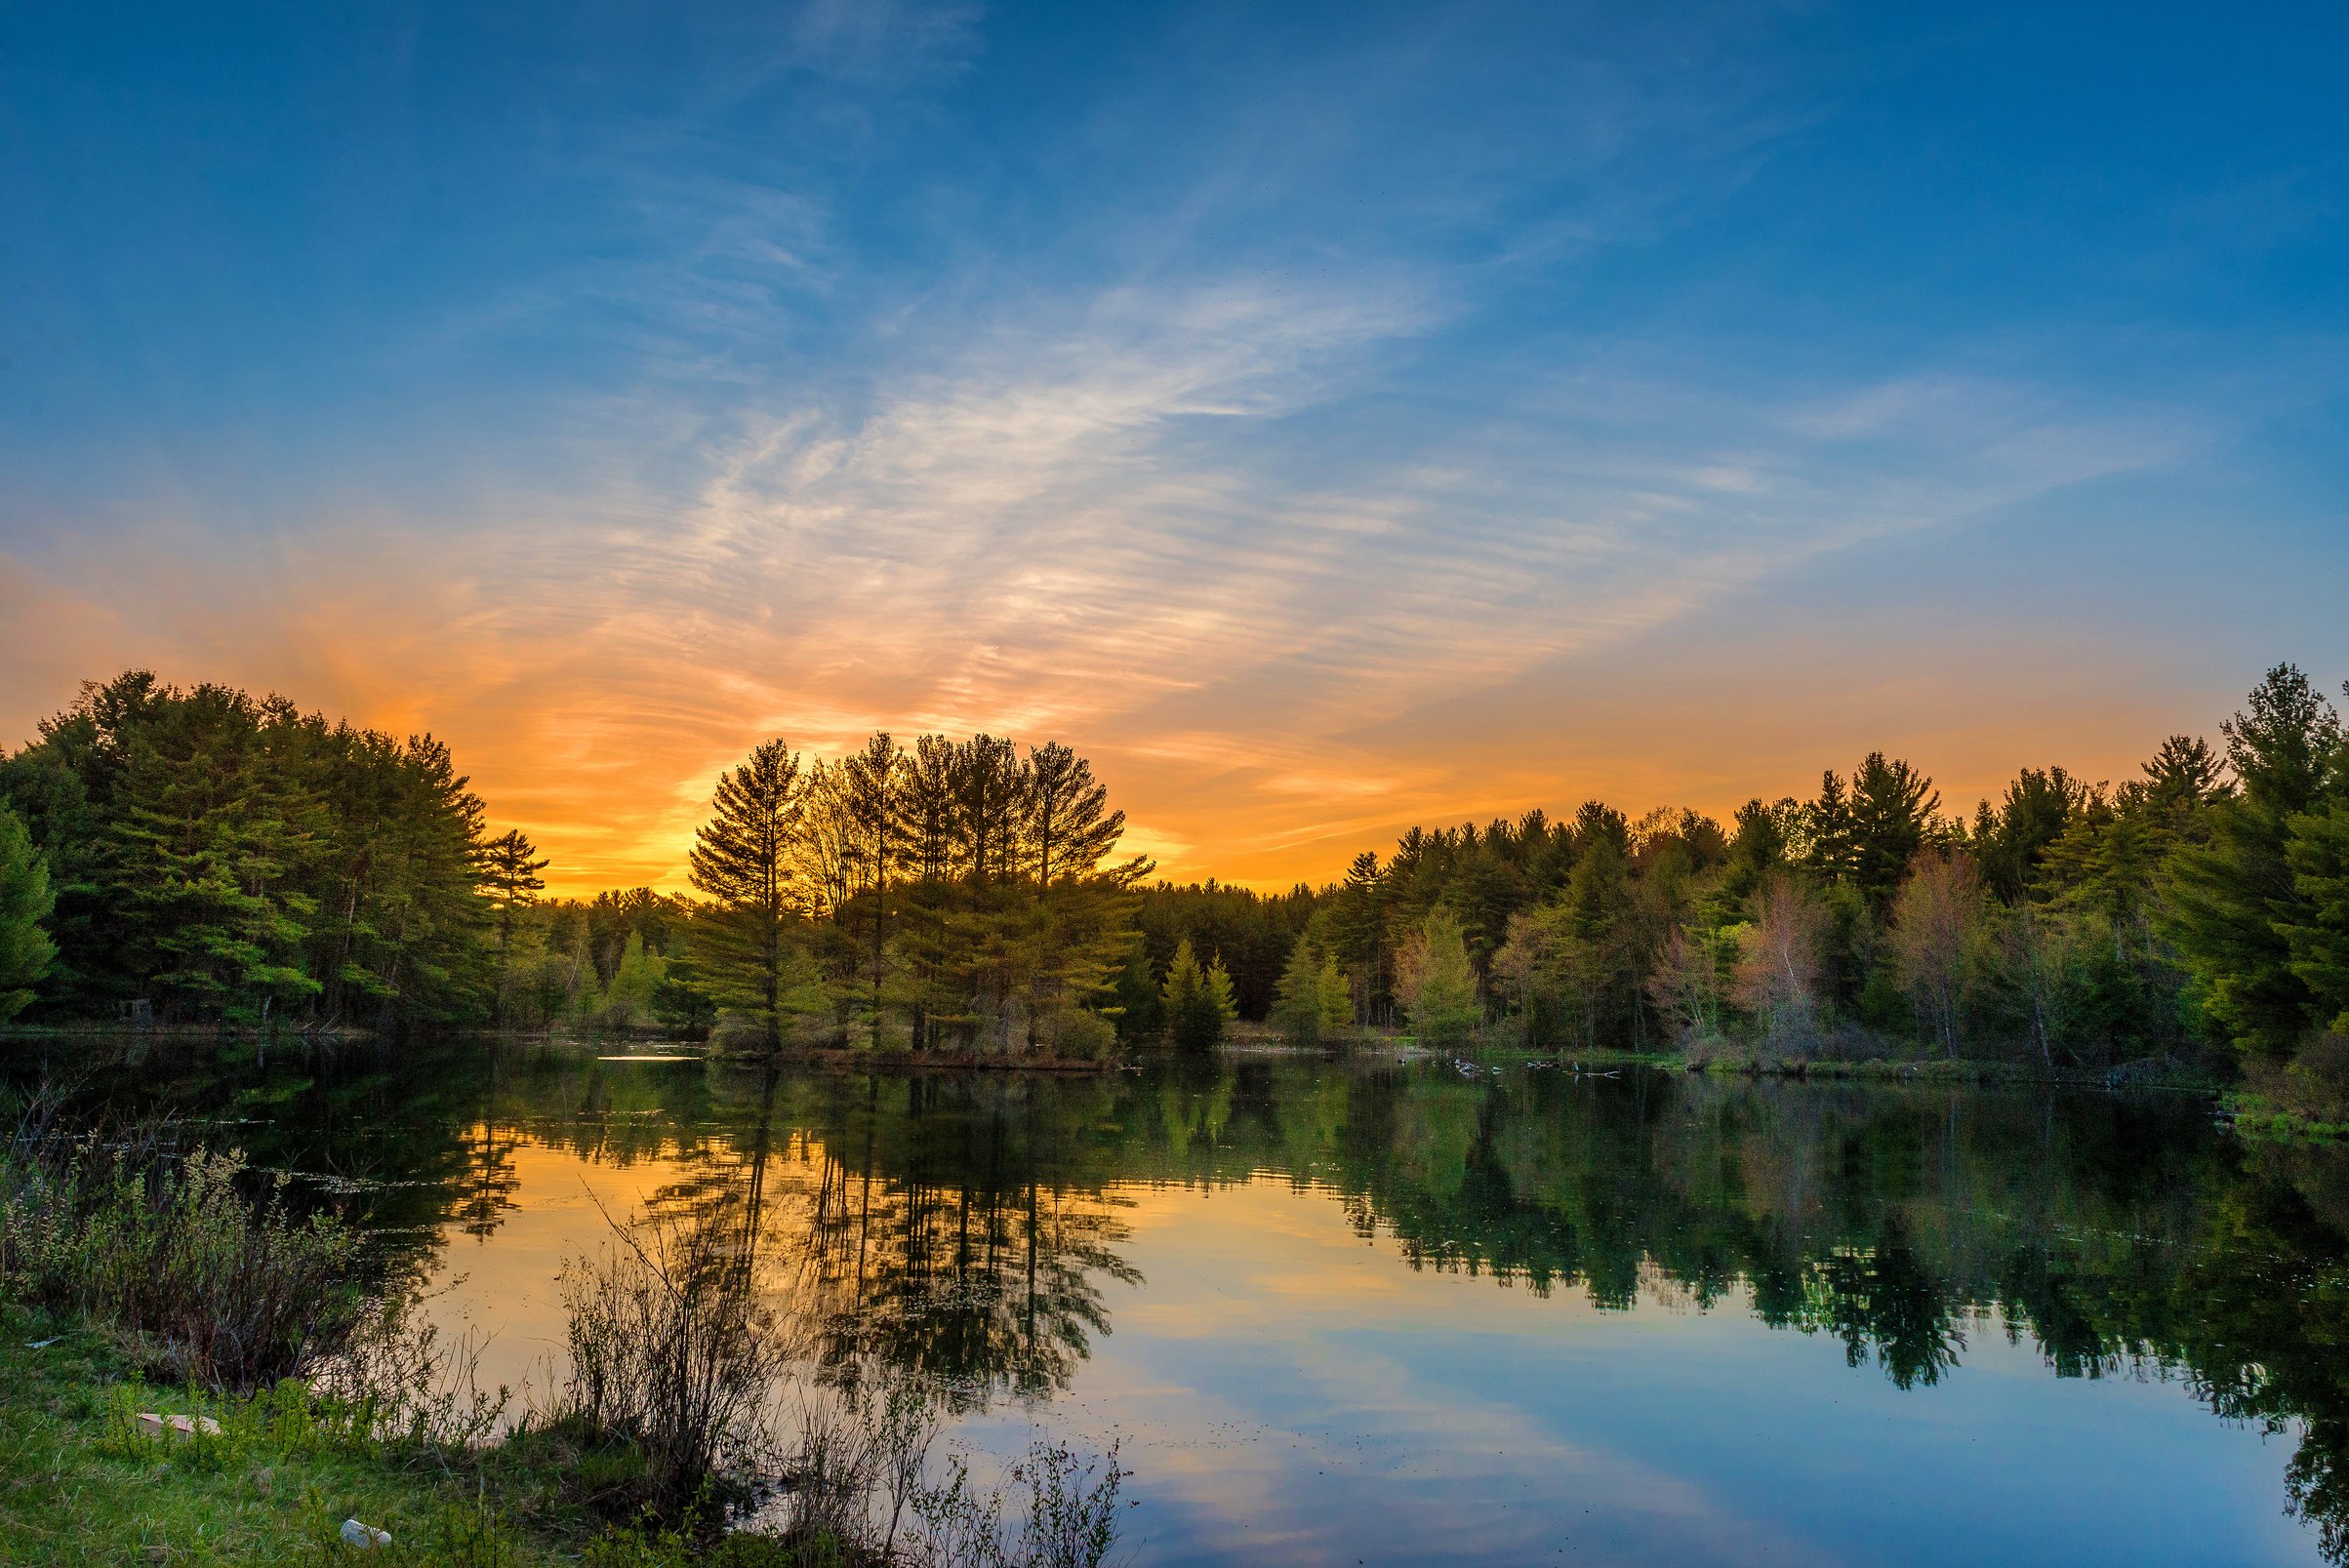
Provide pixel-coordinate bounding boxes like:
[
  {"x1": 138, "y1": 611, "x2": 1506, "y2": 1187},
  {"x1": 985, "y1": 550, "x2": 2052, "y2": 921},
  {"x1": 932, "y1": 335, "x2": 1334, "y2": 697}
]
[
  {"x1": 0, "y1": 1303, "x2": 848, "y2": 1565},
  {"x1": 0, "y1": 1306, "x2": 551, "y2": 1567},
  {"x1": 0, "y1": 1096, "x2": 1127, "y2": 1568}
]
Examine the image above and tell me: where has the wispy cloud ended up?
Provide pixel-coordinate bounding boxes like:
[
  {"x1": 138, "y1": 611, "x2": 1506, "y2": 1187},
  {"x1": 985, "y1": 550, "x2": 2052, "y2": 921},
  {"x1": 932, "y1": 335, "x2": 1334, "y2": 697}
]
[{"x1": 2, "y1": 0, "x2": 2332, "y2": 891}]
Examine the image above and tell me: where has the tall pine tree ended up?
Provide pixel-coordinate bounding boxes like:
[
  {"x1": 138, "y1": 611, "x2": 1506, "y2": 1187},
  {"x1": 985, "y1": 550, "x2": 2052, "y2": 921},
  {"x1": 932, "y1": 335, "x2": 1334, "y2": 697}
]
[
  {"x1": 689, "y1": 739, "x2": 807, "y2": 1054},
  {"x1": 0, "y1": 804, "x2": 56, "y2": 1022}
]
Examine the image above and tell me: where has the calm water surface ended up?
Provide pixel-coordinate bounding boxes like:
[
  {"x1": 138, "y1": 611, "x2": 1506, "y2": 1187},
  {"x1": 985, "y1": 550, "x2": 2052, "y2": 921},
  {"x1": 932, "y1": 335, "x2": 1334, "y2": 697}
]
[{"x1": 21, "y1": 1037, "x2": 2349, "y2": 1567}]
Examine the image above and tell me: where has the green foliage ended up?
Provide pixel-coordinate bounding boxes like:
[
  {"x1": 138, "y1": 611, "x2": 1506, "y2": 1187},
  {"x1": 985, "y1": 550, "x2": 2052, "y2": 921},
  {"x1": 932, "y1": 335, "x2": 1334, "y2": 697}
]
[
  {"x1": 1844, "y1": 752, "x2": 1942, "y2": 910},
  {"x1": 1271, "y1": 939, "x2": 1357, "y2": 1045},
  {"x1": 1133, "y1": 877, "x2": 1316, "y2": 1022},
  {"x1": 1316, "y1": 951, "x2": 1352, "y2": 1032},
  {"x1": 2, "y1": 1138, "x2": 363, "y2": 1390},
  {"x1": 1397, "y1": 905, "x2": 1480, "y2": 1046},
  {"x1": 483, "y1": 827, "x2": 550, "y2": 1022},
  {"x1": 678, "y1": 730, "x2": 1146, "y2": 1060},
  {"x1": 2166, "y1": 665, "x2": 2344, "y2": 1059},
  {"x1": 2285, "y1": 800, "x2": 2349, "y2": 1030},
  {"x1": 1886, "y1": 850, "x2": 1993, "y2": 1059},
  {"x1": 689, "y1": 738, "x2": 807, "y2": 1053},
  {"x1": 1161, "y1": 938, "x2": 1236, "y2": 1052},
  {"x1": 0, "y1": 671, "x2": 495, "y2": 1026},
  {"x1": 1271, "y1": 936, "x2": 1326, "y2": 1045},
  {"x1": 0, "y1": 804, "x2": 57, "y2": 1022},
  {"x1": 593, "y1": 934, "x2": 668, "y2": 1029}
]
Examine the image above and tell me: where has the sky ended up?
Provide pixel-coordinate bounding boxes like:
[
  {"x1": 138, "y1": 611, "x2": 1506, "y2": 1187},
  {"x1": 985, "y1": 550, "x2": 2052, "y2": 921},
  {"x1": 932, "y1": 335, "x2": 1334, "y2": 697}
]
[{"x1": 3, "y1": 0, "x2": 2346, "y2": 894}]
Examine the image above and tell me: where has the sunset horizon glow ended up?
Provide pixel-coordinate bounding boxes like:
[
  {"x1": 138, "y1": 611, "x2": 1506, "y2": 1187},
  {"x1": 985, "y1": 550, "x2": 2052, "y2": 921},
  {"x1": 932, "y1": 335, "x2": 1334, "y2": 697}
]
[{"x1": 5, "y1": 3, "x2": 2345, "y2": 897}]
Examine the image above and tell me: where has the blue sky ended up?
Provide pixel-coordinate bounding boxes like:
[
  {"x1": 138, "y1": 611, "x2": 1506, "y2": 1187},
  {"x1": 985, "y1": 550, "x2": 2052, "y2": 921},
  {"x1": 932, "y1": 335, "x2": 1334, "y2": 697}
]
[{"x1": 3, "y1": 0, "x2": 2345, "y2": 887}]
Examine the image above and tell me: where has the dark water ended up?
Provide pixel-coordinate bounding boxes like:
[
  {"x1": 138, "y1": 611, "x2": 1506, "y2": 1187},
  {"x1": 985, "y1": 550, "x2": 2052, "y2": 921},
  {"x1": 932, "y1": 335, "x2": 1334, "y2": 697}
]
[{"x1": 16, "y1": 1035, "x2": 2349, "y2": 1567}]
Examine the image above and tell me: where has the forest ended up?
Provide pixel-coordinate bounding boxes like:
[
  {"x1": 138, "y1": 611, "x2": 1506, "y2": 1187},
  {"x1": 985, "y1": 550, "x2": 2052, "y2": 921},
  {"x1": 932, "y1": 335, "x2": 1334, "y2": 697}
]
[{"x1": 5, "y1": 665, "x2": 2349, "y2": 1115}]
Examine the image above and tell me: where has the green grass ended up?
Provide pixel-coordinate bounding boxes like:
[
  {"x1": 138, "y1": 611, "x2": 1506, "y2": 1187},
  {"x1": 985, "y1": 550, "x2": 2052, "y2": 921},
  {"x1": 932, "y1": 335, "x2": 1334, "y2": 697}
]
[
  {"x1": 0, "y1": 1306, "x2": 813, "y2": 1567},
  {"x1": 0, "y1": 1305, "x2": 559, "y2": 1566}
]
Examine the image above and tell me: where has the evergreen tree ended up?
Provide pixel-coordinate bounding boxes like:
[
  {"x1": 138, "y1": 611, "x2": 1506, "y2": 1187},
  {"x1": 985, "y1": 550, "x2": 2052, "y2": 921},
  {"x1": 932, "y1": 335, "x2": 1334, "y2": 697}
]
[
  {"x1": 1846, "y1": 753, "x2": 1940, "y2": 909},
  {"x1": 482, "y1": 828, "x2": 549, "y2": 957},
  {"x1": 1979, "y1": 768, "x2": 2088, "y2": 900},
  {"x1": 1316, "y1": 951, "x2": 1353, "y2": 1033},
  {"x1": 1026, "y1": 741, "x2": 1125, "y2": 885},
  {"x1": 1161, "y1": 937, "x2": 1235, "y2": 1052},
  {"x1": 1271, "y1": 936, "x2": 1324, "y2": 1045},
  {"x1": 2142, "y1": 734, "x2": 2229, "y2": 816},
  {"x1": 2283, "y1": 800, "x2": 2349, "y2": 1030},
  {"x1": 0, "y1": 804, "x2": 56, "y2": 1022},
  {"x1": 599, "y1": 932, "x2": 667, "y2": 1028},
  {"x1": 841, "y1": 732, "x2": 902, "y2": 1045},
  {"x1": 101, "y1": 685, "x2": 321, "y2": 1021},
  {"x1": 1397, "y1": 905, "x2": 1479, "y2": 1046},
  {"x1": 2166, "y1": 665, "x2": 2341, "y2": 1058},
  {"x1": 1722, "y1": 798, "x2": 1796, "y2": 904},
  {"x1": 689, "y1": 738, "x2": 807, "y2": 1054},
  {"x1": 1804, "y1": 770, "x2": 1857, "y2": 884},
  {"x1": 0, "y1": 671, "x2": 497, "y2": 1027},
  {"x1": 1110, "y1": 943, "x2": 1163, "y2": 1042},
  {"x1": 952, "y1": 734, "x2": 1028, "y2": 890},
  {"x1": 1204, "y1": 951, "x2": 1238, "y2": 1034},
  {"x1": 1325, "y1": 852, "x2": 1389, "y2": 1025}
]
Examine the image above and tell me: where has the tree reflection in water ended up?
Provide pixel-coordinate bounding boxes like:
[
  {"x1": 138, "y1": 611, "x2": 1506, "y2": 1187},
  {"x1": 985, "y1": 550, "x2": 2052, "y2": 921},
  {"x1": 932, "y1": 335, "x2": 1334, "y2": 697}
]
[{"x1": 18, "y1": 1037, "x2": 2349, "y2": 1561}]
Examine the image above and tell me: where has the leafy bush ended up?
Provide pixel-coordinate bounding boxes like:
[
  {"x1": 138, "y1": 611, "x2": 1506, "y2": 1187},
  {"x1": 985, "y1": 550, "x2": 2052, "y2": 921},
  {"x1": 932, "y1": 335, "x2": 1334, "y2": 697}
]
[
  {"x1": 2, "y1": 1126, "x2": 362, "y2": 1390},
  {"x1": 1035, "y1": 1009, "x2": 1117, "y2": 1062}
]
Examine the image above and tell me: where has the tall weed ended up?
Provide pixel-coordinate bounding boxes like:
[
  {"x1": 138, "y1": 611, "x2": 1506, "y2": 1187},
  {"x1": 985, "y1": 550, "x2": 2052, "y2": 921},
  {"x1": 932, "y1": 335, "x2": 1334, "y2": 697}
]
[{"x1": 2, "y1": 1117, "x2": 362, "y2": 1389}]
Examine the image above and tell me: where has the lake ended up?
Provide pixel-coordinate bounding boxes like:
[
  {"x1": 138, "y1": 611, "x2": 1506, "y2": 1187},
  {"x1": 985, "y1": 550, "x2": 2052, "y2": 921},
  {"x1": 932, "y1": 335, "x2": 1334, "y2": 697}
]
[{"x1": 16, "y1": 1035, "x2": 2347, "y2": 1567}]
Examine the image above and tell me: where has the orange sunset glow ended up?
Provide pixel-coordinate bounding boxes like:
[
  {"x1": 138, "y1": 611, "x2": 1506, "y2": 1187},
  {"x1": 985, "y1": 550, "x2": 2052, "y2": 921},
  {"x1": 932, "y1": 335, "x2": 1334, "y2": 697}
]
[{"x1": 0, "y1": 529, "x2": 2308, "y2": 897}]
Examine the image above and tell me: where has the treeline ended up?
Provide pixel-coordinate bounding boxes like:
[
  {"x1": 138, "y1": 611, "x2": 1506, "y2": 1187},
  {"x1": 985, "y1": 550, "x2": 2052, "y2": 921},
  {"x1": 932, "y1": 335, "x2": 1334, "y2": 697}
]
[
  {"x1": 487, "y1": 733, "x2": 1157, "y2": 1058},
  {"x1": 0, "y1": 672, "x2": 490, "y2": 1027},
  {"x1": 11, "y1": 663, "x2": 2349, "y2": 1089},
  {"x1": 0, "y1": 675, "x2": 1164, "y2": 1059},
  {"x1": 1241, "y1": 664, "x2": 2349, "y2": 1097}
]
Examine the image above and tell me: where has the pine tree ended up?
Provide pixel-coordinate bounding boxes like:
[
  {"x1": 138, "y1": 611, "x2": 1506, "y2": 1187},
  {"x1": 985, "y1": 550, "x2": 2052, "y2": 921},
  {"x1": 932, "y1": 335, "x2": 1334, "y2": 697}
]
[
  {"x1": 1721, "y1": 798, "x2": 1794, "y2": 904},
  {"x1": 2283, "y1": 800, "x2": 2349, "y2": 1030},
  {"x1": 1026, "y1": 741, "x2": 1125, "y2": 886},
  {"x1": 1397, "y1": 905, "x2": 1479, "y2": 1046},
  {"x1": 1161, "y1": 937, "x2": 1234, "y2": 1052},
  {"x1": 689, "y1": 739, "x2": 807, "y2": 1054},
  {"x1": 1846, "y1": 753, "x2": 1940, "y2": 909},
  {"x1": 952, "y1": 735, "x2": 1028, "y2": 891},
  {"x1": 1327, "y1": 852, "x2": 1388, "y2": 1023},
  {"x1": 841, "y1": 733, "x2": 901, "y2": 1045},
  {"x1": 600, "y1": 932, "x2": 667, "y2": 1028},
  {"x1": 1804, "y1": 770, "x2": 1857, "y2": 885},
  {"x1": 2142, "y1": 734, "x2": 2229, "y2": 815},
  {"x1": 2166, "y1": 666, "x2": 2342, "y2": 1058},
  {"x1": 1204, "y1": 950, "x2": 1238, "y2": 1034},
  {"x1": 1271, "y1": 936, "x2": 1324, "y2": 1045},
  {"x1": 0, "y1": 804, "x2": 56, "y2": 1022},
  {"x1": 1979, "y1": 768, "x2": 2087, "y2": 900},
  {"x1": 99, "y1": 684, "x2": 322, "y2": 1022},
  {"x1": 482, "y1": 828, "x2": 548, "y2": 945},
  {"x1": 1316, "y1": 951, "x2": 1352, "y2": 1033}
]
